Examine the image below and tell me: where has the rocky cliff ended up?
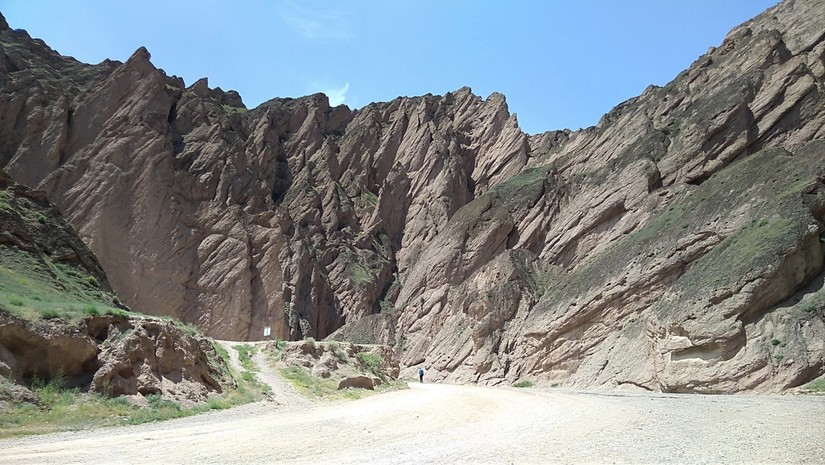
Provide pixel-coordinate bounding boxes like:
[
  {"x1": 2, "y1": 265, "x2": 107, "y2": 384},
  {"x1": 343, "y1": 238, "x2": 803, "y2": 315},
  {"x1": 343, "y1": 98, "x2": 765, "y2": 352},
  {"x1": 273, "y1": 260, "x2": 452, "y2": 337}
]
[
  {"x1": 0, "y1": 170, "x2": 229, "y2": 405},
  {"x1": 1, "y1": 0, "x2": 823, "y2": 392}
]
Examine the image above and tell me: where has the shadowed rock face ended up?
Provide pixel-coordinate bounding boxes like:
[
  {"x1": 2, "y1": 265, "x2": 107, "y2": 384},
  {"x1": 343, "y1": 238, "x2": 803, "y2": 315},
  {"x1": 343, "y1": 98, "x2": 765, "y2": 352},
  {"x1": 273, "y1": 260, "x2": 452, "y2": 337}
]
[{"x1": 1, "y1": 0, "x2": 824, "y2": 392}]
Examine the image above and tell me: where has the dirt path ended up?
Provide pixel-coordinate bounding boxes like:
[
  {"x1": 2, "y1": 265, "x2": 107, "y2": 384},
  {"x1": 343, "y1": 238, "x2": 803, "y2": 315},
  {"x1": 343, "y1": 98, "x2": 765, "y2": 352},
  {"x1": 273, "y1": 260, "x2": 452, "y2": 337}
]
[
  {"x1": 217, "y1": 340, "x2": 308, "y2": 408},
  {"x1": 1, "y1": 381, "x2": 823, "y2": 464},
  {"x1": 249, "y1": 344, "x2": 310, "y2": 408},
  {"x1": 219, "y1": 340, "x2": 244, "y2": 375}
]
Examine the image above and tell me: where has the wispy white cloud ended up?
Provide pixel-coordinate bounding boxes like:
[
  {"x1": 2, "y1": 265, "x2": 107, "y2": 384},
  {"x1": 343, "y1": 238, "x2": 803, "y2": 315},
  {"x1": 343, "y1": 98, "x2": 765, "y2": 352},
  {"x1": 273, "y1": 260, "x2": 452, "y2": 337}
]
[
  {"x1": 277, "y1": 1, "x2": 351, "y2": 41},
  {"x1": 324, "y1": 82, "x2": 350, "y2": 106}
]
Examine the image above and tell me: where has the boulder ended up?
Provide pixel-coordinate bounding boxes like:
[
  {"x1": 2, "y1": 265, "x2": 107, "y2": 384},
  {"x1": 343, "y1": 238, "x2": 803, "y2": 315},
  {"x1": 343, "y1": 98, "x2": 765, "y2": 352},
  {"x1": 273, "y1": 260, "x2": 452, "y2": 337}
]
[
  {"x1": 91, "y1": 318, "x2": 227, "y2": 404},
  {"x1": 337, "y1": 376, "x2": 375, "y2": 390}
]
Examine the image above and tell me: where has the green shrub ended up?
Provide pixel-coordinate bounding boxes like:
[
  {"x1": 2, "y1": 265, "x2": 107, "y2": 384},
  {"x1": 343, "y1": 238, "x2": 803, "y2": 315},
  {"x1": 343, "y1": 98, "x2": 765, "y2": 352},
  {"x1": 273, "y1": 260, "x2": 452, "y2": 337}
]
[
  {"x1": 213, "y1": 343, "x2": 230, "y2": 363},
  {"x1": 125, "y1": 394, "x2": 186, "y2": 425},
  {"x1": 236, "y1": 344, "x2": 257, "y2": 371},
  {"x1": 356, "y1": 352, "x2": 382, "y2": 374},
  {"x1": 280, "y1": 366, "x2": 333, "y2": 398},
  {"x1": 146, "y1": 393, "x2": 180, "y2": 411},
  {"x1": 513, "y1": 380, "x2": 533, "y2": 388},
  {"x1": 104, "y1": 308, "x2": 128, "y2": 318},
  {"x1": 40, "y1": 309, "x2": 60, "y2": 320},
  {"x1": 177, "y1": 322, "x2": 200, "y2": 335},
  {"x1": 84, "y1": 276, "x2": 99, "y2": 287},
  {"x1": 396, "y1": 334, "x2": 409, "y2": 351},
  {"x1": 0, "y1": 191, "x2": 11, "y2": 211},
  {"x1": 801, "y1": 303, "x2": 816, "y2": 313},
  {"x1": 30, "y1": 373, "x2": 62, "y2": 390},
  {"x1": 802, "y1": 378, "x2": 825, "y2": 393},
  {"x1": 326, "y1": 341, "x2": 347, "y2": 361},
  {"x1": 359, "y1": 190, "x2": 378, "y2": 210},
  {"x1": 83, "y1": 305, "x2": 100, "y2": 317},
  {"x1": 9, "y1": 297, "x2": 23, "y2": 306},
  {"x1": 221, "y1": 104, "x2": 248, "y2": 115},
  {"x1": 206, "y1": 396, "x2": 230, "y2": 410},
  {"x1": 770, "y1": 338, "x2": 781, "y2": 346},
  {"x1": 378, "y1": 299, "x2": 396, "y2": 314},
  {"x1": 30, "y1": 372, "x2": 72, "y2": 408}
]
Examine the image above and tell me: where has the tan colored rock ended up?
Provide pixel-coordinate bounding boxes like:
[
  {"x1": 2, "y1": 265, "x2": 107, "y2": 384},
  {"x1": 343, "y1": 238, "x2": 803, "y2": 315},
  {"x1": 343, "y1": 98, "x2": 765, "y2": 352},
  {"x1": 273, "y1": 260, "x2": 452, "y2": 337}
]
[
  {"x1": 91, "y1": 317, "x2": 228, "y2": 403},
  {"x1": 0, "y1": 21, "x2": 529, "y2": 341},
  {"x1": 311, "y1": 351, "x2": 339, "y2": 379},
  {"x1": 0, "y1": 375, "x2": 37, "y2": 405},
  {"x1": 0, "y1": 311, "x2": 230, "y2": 404},
  {"x1": 389, "y1": 0, "x2": 825, "y2": 392},
  {"x1": 337, "y1": 376, "x2": 375, "y2": 390}
]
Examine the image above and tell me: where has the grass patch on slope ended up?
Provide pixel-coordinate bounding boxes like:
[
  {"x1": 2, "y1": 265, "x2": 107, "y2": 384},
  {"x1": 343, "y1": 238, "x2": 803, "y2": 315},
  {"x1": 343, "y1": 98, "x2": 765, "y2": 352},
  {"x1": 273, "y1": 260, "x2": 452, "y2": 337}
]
[
  {"x1": 356, "y1": 352, "x2": 382, "y2": 374},
  {"x1": 275, "y1": 346, "x2": 405, "y2": 401},
  {"x1": 0, "y1": 384, "x2": 261, "y2": 439},
  {"x1": 535, "y1": 146, "x2": 822, "y2": 314},
  {"x1": 487, "y1": 165, "x2": 555, "y2": 200},
  {"x1": 800, "y1": 378, "x2": 825, "y2": 394},
  {"x1": 0, "y1": 375, "x2": 196, "y2": 438},
  {"x1": 0, "y1": 246, "x2": 125, "y2": 323}
]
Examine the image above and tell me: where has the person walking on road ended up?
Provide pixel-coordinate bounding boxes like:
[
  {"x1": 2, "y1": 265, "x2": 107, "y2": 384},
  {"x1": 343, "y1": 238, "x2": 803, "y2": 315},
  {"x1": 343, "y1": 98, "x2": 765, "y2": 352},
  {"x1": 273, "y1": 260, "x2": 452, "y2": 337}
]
[{"x1": 418, "y1": 367, "x2": 424, "y2": 383}]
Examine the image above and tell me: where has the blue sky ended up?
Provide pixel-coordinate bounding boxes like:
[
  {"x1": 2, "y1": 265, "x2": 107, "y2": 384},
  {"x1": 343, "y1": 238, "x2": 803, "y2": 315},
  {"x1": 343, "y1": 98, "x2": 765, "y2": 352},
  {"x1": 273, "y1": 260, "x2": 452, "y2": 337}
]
[{"x1": 2, "y1": 1, "x2": 778, "y2": 134}]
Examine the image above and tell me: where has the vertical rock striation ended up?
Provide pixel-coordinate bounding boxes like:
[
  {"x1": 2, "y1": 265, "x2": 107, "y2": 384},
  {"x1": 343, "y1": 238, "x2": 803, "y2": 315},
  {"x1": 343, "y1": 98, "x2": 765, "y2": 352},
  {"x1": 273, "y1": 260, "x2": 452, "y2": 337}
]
[{"x1": 0, "y1": 19, "x2": 528, "y2": 342}]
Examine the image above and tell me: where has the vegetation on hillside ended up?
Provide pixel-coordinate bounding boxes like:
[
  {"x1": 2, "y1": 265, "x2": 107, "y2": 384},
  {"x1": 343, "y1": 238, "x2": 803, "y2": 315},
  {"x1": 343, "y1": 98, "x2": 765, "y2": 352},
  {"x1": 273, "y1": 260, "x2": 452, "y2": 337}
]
[
  {"x1": 0, "y1": 246, "x2": 126, "y2": 323},
  {"x1": 537, "y1": 147, "x2": 822, "y2": 313},
  {"x1": 272, "y1": 341, "x2": 406, "y2": 400}
]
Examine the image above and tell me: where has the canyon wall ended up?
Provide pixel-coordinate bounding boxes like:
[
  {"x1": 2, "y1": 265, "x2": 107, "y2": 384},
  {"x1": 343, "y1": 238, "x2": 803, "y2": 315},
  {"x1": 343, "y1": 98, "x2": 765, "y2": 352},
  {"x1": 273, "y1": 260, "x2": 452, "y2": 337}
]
[{"x1": 1, "y1": 0, "x2": 823, "y2": 391}]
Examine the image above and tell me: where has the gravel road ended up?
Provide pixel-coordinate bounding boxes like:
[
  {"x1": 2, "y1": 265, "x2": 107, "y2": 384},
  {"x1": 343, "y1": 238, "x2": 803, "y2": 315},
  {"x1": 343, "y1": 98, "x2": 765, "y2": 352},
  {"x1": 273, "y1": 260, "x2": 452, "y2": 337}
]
[{"x1": 2, "y1": 345, "x2": 823, "y2": 464}]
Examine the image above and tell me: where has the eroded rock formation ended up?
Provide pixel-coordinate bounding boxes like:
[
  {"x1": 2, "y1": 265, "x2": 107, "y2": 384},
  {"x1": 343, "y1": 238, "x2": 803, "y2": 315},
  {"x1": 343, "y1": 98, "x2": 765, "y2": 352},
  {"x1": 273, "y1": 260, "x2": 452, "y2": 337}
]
[
  {"x1": 0, "y1": 170, "x2": 229, "y2": 404},
  {"x1": 274, "y1": 339, "x2": 400, "y2": 390},
  {"x1": 1, "y1": 0, "x2": 824, "y2": 392},
  {"x1": 0, "y1": 13, "x2": 527, "y2": 342},
  {"x1": 1, "y1": 312, "x2": 229, "y2": 404}
]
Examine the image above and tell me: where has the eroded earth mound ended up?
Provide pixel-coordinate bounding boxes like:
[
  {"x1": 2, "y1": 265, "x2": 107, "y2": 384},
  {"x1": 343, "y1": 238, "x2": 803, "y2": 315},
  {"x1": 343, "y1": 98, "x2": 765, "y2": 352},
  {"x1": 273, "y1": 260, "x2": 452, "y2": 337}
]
[{"x1": 1, "y1": 312, "x2": 229, "y2": 405}]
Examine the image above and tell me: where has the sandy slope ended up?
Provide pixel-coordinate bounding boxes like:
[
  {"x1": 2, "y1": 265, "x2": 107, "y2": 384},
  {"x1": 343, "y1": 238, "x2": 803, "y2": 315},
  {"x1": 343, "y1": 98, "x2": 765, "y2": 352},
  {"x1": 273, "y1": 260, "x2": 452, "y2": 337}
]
[{"x1": 1, "y1": 347, "x2": 823, "y2": 464}]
